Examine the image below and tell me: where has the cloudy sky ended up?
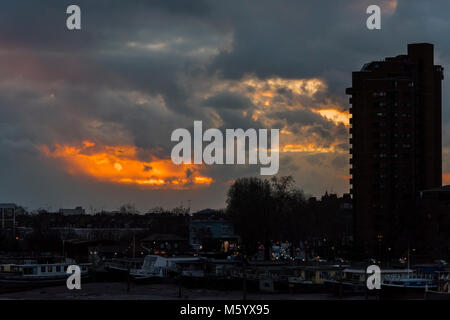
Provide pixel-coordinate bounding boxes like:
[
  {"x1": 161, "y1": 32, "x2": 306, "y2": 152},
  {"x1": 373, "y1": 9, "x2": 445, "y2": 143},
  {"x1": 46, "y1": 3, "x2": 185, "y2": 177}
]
[{"x1": 0, "y1": 0, "x2": 449, "y2": 212}]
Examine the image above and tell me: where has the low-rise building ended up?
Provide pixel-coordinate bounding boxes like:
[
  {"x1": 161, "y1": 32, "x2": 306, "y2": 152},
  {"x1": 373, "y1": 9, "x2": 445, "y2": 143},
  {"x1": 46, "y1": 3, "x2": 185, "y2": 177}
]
[
  {"x1": 189, "y1": 209, "x2": 239, "y2": 253},
  {"x1": 416, "y1": 185, "x2": 450, "y2": 257},
  {"x1": 59, "y1": 206, "x2": 85, "y2": 215}
]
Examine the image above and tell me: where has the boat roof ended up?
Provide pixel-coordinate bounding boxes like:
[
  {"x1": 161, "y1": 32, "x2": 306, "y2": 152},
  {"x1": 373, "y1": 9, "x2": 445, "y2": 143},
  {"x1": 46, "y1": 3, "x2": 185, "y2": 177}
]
[
  {"x1": 7, "y1": 262, "x2": 90, "y2": 267},
  {"x1": 147, "y1": 255, "x2": 206, "y2": 263},
  {"x1": 296, "y1": 265, "x2": 347, "y2": 271},
  {"x1": 343, "y1": 268, "x2": 413, "y2": 273},
  {"x1": 385, "y1": 278, "x2": 432, "y2": 282}
]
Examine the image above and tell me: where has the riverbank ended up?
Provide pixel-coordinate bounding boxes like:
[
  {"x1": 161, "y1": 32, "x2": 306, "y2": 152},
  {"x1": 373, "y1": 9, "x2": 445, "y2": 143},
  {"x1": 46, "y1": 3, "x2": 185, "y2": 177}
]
[{"x1": 0, "y1": 282, "x2": 373, "y2": 300}]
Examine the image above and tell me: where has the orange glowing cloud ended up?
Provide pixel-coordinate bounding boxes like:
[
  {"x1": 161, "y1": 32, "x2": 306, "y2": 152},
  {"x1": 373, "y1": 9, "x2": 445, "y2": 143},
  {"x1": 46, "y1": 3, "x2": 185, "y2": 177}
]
[
  {"x1": 314, "y1": 108, "x2": 350, "y2": 126},
  {"x1": 39, "y1": 141, "x2": 213, "y2": 189},
  {"x1": 386, "y1": 0, "x2": 397, "y2": 14},
  {"x1": 194, "y1": 176, "x2": 214, "y2": 184},
  {"x1": 443, "y1": 173, "x2": 450, "y2": 185},
  {"x1": 282, "y1": 143, "x2": 346, "y2": 154},
  {"x1": 237, "y1": 77, "x2": 326, "y2": 111}
]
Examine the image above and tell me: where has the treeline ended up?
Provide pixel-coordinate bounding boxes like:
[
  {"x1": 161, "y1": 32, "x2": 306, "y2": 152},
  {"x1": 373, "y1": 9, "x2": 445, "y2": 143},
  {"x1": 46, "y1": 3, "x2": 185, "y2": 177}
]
[{"x1": 226, "y1": 176, "x2": 352, "y2": 259}]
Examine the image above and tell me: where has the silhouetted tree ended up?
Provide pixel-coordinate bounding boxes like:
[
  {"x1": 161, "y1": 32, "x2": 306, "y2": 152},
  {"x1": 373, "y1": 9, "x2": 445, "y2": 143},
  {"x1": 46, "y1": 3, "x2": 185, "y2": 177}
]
[
  {"x1": 227, "y1": 177, "x2": 279, "y2": 260},
  {"x1": 226, "y1": 176, "x2": 354, "y2": 261},
  {"x1": 119, "y1": 202, "x2": 138, "y2": 214}
]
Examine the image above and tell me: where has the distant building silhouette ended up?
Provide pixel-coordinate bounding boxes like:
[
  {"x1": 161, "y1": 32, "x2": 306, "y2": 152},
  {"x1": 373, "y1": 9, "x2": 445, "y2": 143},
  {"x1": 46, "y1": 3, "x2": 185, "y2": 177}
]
[
  {"x1": 416, "y1": 186, "x2": 450, "y2": 257},
  {"x1": 0, "y1": 203, "x2": 17, "y2": 229},
  {"x1": 346, "y1": 43, "x2": 444, "y2": 254},
  {"x1": 59, "y1": 206, "x2": 86, "y2": 216},
  {"x1": 189, "y1": 209, "x2": 238, "y2": 253}
]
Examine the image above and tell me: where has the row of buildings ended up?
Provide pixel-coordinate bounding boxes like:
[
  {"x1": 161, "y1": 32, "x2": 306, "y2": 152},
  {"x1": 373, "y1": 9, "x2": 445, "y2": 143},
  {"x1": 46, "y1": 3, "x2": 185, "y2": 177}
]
[
  {"x1": 0, "y1": 205, "x2": 239, "y2": 257},
  {"x1": 1, "y1": 195, "x2": 354, "y2": 261}
]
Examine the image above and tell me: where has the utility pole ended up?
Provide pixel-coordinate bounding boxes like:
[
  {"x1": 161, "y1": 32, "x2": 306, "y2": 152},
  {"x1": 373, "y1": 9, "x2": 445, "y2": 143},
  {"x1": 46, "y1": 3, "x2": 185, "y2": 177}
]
[
  {"x1": 407, "y1": 245, "x2": 410, "y2": 279},
  {"x1": 12, "y1": 207, "x2": 16, "y2": 240},
  {"x1": 132, "y1": 231, "x2": 136, "y2": 260},
  {"x1": 242, "y1": 261, "x2": 247, "y2": 300},
  {"x1": 242, "y1": 251, "x2": 247, "y2": 300}
]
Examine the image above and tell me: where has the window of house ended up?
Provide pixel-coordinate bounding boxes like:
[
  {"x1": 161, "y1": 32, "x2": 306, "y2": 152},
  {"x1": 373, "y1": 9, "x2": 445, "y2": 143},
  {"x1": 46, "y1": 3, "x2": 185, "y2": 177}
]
[{"x1": 23, "y1": 267, "x2": 33, "y2": 275}]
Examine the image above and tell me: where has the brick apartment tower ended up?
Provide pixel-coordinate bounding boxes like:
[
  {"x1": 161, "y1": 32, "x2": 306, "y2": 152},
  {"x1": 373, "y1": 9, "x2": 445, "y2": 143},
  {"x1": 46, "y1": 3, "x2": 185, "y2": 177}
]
[{"x1": 346, "y1": 43, "x2": 443, "y2": 254}]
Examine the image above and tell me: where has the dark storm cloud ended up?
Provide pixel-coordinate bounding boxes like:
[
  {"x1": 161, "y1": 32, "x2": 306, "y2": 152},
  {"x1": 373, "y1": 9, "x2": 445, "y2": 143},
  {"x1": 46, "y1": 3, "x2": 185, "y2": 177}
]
[
  {"x1": 209, "y1": 0, "x2": 450, "y2": 101},
  {"x1": 272, "y1": 109, "x2": 327, "y2": 128},
  {"x1": 268, "y1": 108, "x2": 348, "y2": 149},
  {"x1": 203, "y1": 92, "x2": 253, "y2": 110},
  {"x1": 0, "y1": 0, "x2": 224, "y2": 124}
]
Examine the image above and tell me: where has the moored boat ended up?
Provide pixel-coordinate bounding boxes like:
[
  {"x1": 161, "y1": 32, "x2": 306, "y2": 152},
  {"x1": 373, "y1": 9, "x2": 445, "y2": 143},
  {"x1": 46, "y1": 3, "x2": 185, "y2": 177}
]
[
  {"x1": 0, "y1": 259, "x2": 90, "y2": 293},
  {"x1": 324, "y1": 268, "x2": 414, "y2": 297},
  {"x1": 129, "y1": 255, "x2": 180, "y2": 282},
  {"x1": 380, "y1": 277, "x2": 436, "y2": 299}
]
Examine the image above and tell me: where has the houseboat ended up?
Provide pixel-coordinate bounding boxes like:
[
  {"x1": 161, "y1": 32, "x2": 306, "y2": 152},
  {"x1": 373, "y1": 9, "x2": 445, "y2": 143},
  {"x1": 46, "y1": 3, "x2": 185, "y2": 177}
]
[
  {"x1": 380, "y1": 276, "x2": 436, "y2": 299},
  {"x1": 324, "y1": 268, "x2": 414, "y2": 296},
  {"x1": 0, "y1": 258, "x2": 90, "y2": 293},
  {"x1": 129, "y1": 255, "x2": 182, "y2": 282},
  {"x1": 425, "y1": 271, "x2": 450, "y2": 300},
  {"x1": 380, "y1": 264, "x2": 446, "y2": 299},
  {"x1": 178, "y1": 257, "x2": 208, "y2": 287},
  {"x1": 129, "y1": 255, "x2": 207, "y2": 284},
  {"x1": 104, "y1": 258, "x2": 143, "y2": 280},
  {"x1": 288, "y1": 265, "x2": 345, "y2": 293}
]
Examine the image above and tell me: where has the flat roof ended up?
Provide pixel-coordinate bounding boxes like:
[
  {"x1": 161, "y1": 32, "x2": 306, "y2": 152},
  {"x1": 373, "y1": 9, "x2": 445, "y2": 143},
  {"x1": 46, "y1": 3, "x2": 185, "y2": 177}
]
[{"x1": 0, "y1": 203, "x2": 17, "y2": 209}]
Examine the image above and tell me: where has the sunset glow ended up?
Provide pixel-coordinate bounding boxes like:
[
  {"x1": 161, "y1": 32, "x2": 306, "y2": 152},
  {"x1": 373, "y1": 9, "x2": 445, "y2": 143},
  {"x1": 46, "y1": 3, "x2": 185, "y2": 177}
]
[
  {"x1": 39, "y1": 141, "x2": 213, "y2": 189},
  {"x1": 443, "y1": 173, "x2": 450, "y2": 185},
  {"x1": 314, "y1": 108, "x2": 350, "y2": 126},
  {"x1": 282, "y1": 143, "x2": 346, "y2": 153},
  {"x1": 236, "y1": 77, "x2": 327, "y2": 109},
  {"x1": 386, "y1": 0, "x2": 398, "y2": 14}
]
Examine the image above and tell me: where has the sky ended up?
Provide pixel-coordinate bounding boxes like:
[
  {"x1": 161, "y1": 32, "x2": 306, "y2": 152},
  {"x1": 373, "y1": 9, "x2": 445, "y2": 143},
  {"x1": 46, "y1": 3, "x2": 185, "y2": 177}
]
[{"x1": 0, "y1": 0, "x2": 449, "y2": 212}]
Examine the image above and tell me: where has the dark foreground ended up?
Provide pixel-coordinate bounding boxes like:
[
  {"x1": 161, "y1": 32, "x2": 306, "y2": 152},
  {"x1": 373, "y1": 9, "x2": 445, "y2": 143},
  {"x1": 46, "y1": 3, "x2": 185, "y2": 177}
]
[{"x1": 0, "y1": 282, "x2": 376, "y2": 300}]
